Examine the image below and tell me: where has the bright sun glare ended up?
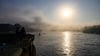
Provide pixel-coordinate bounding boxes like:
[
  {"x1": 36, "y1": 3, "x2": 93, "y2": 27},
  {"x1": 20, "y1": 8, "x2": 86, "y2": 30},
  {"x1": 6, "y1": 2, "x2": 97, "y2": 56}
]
[
  {"x1": 62, "y1": 9, "x2": 72, "y2": 17},
  {"x1": 57, "y1": 5, "x2": 74, "y2": 19},
  {"x1": 60, "y1": 8, "x2": 73, "y2": 19}
]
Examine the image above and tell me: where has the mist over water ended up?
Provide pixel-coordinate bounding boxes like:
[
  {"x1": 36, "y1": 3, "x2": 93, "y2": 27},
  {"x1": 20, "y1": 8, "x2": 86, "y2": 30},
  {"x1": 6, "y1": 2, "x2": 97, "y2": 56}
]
[
  {"x1": 0, "y1": 0, "x2": 100, "y2": 56},
  {"x1": 34, "y1": 32, "x2": 100, "y2": 56}
]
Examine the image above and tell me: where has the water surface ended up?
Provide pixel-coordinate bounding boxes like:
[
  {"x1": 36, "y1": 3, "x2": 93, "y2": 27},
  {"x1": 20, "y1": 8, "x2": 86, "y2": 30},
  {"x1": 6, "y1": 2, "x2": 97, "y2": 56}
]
[{"x1": 34, "y1": 32, "x2": 100, "y2": 56}]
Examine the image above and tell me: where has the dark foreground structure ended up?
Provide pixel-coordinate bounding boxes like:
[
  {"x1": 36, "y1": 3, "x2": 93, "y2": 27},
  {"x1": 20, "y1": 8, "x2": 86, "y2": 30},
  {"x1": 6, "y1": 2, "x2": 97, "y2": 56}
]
[{"x1": 0, "y1": 24, "x2": 36, "y2": 56}]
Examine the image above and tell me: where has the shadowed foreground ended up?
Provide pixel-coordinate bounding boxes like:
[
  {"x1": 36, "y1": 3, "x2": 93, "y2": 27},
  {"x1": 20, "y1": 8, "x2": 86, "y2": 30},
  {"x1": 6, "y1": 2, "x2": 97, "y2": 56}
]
[
  {"x1": 0, "y1": 24, "x2": 36, "y2": 56},
  {"x1": 0, "y1": 44, "x2": 36, "y2": 56}
]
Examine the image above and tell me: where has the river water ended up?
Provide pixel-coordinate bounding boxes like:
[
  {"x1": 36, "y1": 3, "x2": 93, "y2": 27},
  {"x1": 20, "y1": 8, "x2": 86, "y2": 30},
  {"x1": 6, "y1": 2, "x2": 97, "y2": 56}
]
[{"x1": 34, "y1": 32, "x2": 100, "y2": 56}]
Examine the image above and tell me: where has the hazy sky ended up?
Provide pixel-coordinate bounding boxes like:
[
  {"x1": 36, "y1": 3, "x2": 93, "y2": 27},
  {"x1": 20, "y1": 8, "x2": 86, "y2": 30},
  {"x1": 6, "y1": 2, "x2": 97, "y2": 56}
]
[{"x1": 0, "y1": 0, "x2": 100, "y2": 26}]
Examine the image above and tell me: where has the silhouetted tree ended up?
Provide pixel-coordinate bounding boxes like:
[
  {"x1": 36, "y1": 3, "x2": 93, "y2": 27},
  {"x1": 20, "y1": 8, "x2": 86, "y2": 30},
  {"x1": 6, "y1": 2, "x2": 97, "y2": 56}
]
[{"x1": 83, "y1": 25, "x2": 100, "y2": 34}]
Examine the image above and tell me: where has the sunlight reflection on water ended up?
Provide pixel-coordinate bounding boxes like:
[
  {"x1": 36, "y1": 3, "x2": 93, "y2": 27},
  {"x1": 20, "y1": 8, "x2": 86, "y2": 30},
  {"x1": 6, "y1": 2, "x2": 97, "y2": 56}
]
[
  {"x1": 35, "y1": 32, "x2": 100, "y2": 56},
  {"x1": 63, "y1": 32, "x2": 71, "y2": 56}
]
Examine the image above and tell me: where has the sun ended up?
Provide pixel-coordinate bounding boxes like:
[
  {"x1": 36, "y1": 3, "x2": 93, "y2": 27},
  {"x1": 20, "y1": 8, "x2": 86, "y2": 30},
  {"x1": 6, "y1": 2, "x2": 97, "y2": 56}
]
[
  {"x1": 60, "y1": 8, "x2": 73, "y2": 19},
  {"x1": 62, "y1": 9, "x2": 72, "y2": 17},
  {"x1": 56, "y1": 5, "x2": 74, "y2": 19}
]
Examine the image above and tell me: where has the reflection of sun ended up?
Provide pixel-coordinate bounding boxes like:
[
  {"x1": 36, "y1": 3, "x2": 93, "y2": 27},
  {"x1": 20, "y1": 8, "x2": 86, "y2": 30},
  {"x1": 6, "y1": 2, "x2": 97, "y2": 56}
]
[
  {"x1": 64, "y1": 32, "x2": 70, "y2": 47},
  {"x1": 63, "y1": 32, "x2": 71, "y2": 56}
]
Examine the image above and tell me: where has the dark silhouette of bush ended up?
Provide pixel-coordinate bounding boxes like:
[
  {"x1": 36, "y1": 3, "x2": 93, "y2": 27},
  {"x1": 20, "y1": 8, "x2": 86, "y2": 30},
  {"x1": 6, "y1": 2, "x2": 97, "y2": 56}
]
[{"x1": 83, "y1": 25, "x2": 100, "y2": 34}]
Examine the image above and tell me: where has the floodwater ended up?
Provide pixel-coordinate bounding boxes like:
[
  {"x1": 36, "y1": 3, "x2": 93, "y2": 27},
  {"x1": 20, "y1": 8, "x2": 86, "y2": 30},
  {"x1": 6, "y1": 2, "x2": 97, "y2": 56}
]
[{"x1": 34, "y1": 32, "x2": 100, "y2": 56}]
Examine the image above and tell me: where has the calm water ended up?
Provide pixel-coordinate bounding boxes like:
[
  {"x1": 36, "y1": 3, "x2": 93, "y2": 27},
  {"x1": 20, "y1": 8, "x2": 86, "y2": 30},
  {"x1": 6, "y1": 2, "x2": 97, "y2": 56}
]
[{"x1": 34, "y1": 32, "x2": 100, "y2": 56}]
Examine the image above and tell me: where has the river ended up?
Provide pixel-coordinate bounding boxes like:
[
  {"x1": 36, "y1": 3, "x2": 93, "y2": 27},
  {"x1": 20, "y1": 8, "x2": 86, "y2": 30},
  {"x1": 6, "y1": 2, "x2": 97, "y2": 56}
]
[{"x1": 34, "y1": 31, "x2": 100, "y2": 56}]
